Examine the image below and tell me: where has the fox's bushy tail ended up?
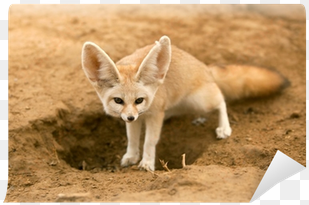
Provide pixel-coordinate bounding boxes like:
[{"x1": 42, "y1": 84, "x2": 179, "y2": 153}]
[{"x1": 210, "y1": 64, "x2": 290, "y2": 101}]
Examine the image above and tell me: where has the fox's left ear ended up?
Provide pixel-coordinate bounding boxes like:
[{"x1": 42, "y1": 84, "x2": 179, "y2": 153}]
[{"x1": 136, "y1": 36, "x2": 171, "y2": 85}]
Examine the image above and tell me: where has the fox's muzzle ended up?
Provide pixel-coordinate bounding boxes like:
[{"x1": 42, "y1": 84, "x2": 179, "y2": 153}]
[{"x1": 121, "y1": 113, "x2": 138, "y2": 122}]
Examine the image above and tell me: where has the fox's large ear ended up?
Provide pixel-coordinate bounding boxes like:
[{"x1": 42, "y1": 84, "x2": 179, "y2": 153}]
[
  {"x1": 136, "y1": 36, "x2": 171, "y2": 85},
  {"x1": 81, "y1": 42, "x2": 120, "y2": 86}
]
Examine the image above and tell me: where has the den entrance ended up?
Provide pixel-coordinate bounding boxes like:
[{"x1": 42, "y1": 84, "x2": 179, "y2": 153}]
[{"x1": 51, "y1": 110, "x2": 217, "y2": 171}]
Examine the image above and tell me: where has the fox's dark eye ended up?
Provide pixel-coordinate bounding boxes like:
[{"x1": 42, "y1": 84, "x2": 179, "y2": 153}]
[
  {"x1": 114, "y1": 97, "x2": 124, "y2": 104},
  {"x1": 135, "y1": 98, "x2": 144, "y2": 104}
]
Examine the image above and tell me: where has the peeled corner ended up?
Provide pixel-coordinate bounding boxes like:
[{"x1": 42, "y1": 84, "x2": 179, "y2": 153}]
[{"x1": 250, "y1": 150, "x2": 305, "y2": 202}]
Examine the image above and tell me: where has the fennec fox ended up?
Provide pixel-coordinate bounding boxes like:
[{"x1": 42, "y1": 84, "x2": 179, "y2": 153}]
[{"x1": 81, "y1": 36, "x2": 288, "y2": 171}]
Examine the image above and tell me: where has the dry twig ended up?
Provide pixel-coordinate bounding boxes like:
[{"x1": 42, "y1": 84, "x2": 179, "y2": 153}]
[
  {"x1": 52, "y1": 141, "x2": 60, "y2": 164},
  {"x1": 181, "y1": 153, "x2": 186, "y2": 168},
  {"x1": 159, "y1": 159, "x2": 171, "y2": 172},
  {"x1": 56, "y1": 193, "x2": 90, "y2": 202}
]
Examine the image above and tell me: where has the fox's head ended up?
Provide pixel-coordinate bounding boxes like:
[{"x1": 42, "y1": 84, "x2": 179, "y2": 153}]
[{"x1": 81, "y1": 36, "x2": 171, "y2": 122}]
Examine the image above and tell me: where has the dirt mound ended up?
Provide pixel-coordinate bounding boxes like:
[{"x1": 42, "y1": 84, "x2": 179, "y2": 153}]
[{"x1": 113, "y1": 165, "x2": 264, "y2": 202}]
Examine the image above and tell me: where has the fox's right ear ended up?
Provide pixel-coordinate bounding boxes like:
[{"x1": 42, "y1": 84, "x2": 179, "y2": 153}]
[{"x1": 81, "y1": 42, "x2": 120, "y2": 86}]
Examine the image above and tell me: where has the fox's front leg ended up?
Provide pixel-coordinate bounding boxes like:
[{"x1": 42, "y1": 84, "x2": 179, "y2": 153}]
[
  {"x1": 138, "y1": 112, "x2": 165, "y2": 171},
  {"x1": 121, "y1": 119, "x2": 142, "y2": 167}
]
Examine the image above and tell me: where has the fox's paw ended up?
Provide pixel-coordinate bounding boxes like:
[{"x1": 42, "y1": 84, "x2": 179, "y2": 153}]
[
  {"x1": 216, "y1": 126, "x2": 232, "y2": 139},
  {"x1": 138, "y1": 158, "x2": 155, "y2": 171},
  {"x1": 121, "y1": 153, "x2": 140, "y2": 167}
]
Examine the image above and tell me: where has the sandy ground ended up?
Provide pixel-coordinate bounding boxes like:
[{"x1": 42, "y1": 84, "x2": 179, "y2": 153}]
[{"x1": 6, "y1": 4, "x2": 306, "y2": 202}]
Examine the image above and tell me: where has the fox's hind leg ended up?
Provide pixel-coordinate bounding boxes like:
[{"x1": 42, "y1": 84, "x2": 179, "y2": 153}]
[
  {"x1": 216, "y1": 100, "x2": 232, "y2": 139},
  {"x1": 184, "y1": 83, "x2": 232, "y2": 139}
]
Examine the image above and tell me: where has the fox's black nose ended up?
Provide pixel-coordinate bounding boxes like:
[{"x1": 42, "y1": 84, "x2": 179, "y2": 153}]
[{"x1": 127, "y1": 116, "x2": 135, "y2": 121}]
